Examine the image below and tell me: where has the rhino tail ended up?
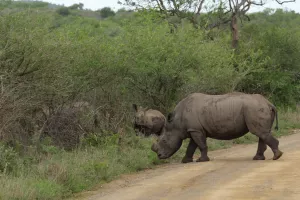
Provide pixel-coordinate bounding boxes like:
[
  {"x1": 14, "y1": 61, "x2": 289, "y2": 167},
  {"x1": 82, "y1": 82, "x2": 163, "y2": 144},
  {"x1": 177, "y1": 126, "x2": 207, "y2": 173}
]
[
  {"x1": 274, "y1": 109, "x2": 279, "y2": 131},
  {"x1": 270, "y1": 105, "x2": 279, "y2": 131}
]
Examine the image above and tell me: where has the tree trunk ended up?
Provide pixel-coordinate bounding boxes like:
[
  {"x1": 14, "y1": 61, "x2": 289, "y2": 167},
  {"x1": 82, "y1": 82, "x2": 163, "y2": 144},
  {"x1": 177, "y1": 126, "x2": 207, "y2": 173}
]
[{"x1": 231, "y1": 13, "x2": 239, "y2": 49}]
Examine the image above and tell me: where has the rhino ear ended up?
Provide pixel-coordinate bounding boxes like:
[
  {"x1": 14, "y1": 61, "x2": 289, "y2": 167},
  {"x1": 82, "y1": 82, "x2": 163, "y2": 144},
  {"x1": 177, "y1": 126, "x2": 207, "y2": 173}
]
[
  {"x1": 167, "y1": 112, "x2": 173, "y2": 122},
  {"x1": 132, "y1": 104, "x2": 138, "y2": 112},
  {"x1": 144, "y1": 106, "x2": 149, "y2": 111}
]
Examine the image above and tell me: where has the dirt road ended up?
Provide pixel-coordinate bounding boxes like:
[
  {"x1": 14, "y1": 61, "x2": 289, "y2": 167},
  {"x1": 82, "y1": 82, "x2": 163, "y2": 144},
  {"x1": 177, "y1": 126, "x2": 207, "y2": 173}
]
[{"x1": 77, "y1": 131, "x2": 300, "y2": 200}]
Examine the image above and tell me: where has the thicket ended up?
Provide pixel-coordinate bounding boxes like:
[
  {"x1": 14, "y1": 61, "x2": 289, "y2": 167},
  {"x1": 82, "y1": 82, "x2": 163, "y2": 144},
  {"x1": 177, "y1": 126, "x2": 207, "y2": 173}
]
[{"x1": 0, "y1": 1, "x2": 300, "y2": 199}]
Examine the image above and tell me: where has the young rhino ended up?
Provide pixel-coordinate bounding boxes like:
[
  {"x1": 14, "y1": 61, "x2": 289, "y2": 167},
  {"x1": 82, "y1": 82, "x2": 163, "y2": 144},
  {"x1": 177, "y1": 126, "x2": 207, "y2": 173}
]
[{"x1": 132, "y1": 104, "x2": 166, "y2": 137}]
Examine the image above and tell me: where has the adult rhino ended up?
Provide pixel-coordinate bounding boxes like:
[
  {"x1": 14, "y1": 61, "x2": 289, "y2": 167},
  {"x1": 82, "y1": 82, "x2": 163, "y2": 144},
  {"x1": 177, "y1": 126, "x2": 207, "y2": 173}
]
[
  {"x1": 151, "y1": 92, "x2": 282, "y2": 163},
  {"x1": 132, "y1": 104, "x2": 166, "y2": 137}
]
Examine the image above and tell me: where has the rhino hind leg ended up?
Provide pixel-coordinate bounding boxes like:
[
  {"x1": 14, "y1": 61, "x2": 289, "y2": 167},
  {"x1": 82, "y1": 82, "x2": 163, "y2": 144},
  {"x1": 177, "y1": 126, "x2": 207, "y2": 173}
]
[
  {"x1": 253, "y1": 138, "x2": 267, "y2": 160},
  {"x1": 245, "y1": 112, "x2": 283, "y2": 160},
  {"x1": 253, "y1": 132, "x2": 283, "y2": 160},
  {"x1": 190, "y1": 131, "x2": 210, "y2": 162},
  {"x1": 181, "y1": 139, "x2": 197, "y2": 163},
  {"x1": 263, "y1": 134, "x2": 283, "y2": 160}
]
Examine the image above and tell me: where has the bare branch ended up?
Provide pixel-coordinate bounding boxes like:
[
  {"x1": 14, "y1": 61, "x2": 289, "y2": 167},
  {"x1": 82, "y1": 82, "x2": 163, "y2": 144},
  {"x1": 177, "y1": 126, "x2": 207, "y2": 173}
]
[
  {"x1": 196, "y1": 0, "x2": 205, "y2": 15},
  {"x1": 239, "y1": 15, "x2": 244, "y2": 26},
  {"x1": 251, "y1": 0, "x2": 265, "y2": 6},
  {"x1": 241, "y1": 0, "x2": 251, "y2": 14},
  {"x1": 244, "y1": 14, "x2": 251, "y2": 21},
  {"x1": 158, "y1": 0, "x2": 167, "y2": 10},
  {"x1": 235, "y1": 0, "x2": 238, "y2": 7},
  {"x1": 275, "y1": 0, "x2": 295, "y2": 4},
  {"x1": 155, "y1": 0, "x2": 163, "y2": 11},
  {"x1": 224, "y1": 9, "x2": 232, "y2": 15},
  {"x1": 231, "y1": 0, "x2": 237, "y2": 8},
  {"x1": 170, "y1": 0, "x2": 179, "y2": 11},
  {"x1": 237, "y1": 0, "x2": 248, "y2": 9},
  {"x1": 229, "y1": 0, "x2": 233, "y2": 11}
]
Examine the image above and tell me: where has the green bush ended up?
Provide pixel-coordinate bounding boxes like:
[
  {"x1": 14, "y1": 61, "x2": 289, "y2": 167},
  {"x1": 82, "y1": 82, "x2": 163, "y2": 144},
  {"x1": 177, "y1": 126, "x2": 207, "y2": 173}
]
[
  {"x1": 0, "y1": 5, "x2": 299, "y2": 200},
  {"x1": 99, "y1": 7, "x2": 116, "y2": 18},
  {"x1": 57, "y1": 7, "x2": 70, "y2": 16},
  {"x1": 0, "y1": 144, "x2": 18, "y2": 174},
  {"x1": 238, "y1": 12, "x2": 300, "y2": 105}
]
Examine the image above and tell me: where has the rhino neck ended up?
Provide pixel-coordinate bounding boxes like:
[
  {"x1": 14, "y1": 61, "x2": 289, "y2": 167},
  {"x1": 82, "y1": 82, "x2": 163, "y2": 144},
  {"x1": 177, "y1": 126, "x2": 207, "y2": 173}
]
[
  {"x1": 162, "y1": 137, "x2": 183, "y2": 159},
  {"x1": 167, "y1": 130, "x2": 184, "y2": 156},
  {"x1": 168, "y1": 140, "x2": 183, "y2": 158}
]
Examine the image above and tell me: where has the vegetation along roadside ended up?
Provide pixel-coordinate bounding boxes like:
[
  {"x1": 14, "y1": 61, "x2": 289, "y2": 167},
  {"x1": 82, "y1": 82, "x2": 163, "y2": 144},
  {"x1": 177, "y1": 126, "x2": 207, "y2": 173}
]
[{"x1": 0, "y1": 0, "x2": 299, "y2": 199}]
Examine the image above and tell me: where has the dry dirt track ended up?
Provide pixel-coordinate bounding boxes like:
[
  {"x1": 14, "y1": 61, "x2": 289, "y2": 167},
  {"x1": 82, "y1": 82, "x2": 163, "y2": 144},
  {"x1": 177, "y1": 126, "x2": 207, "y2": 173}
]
[{"x1": 76, "y1": 131, "x2": 300, "y2": 200}]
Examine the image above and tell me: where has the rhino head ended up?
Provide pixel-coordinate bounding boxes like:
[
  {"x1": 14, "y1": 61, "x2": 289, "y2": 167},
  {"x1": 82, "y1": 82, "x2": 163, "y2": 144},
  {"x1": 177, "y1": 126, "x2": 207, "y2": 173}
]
[
  {"x1": 132, "y1": 104, "x2": 167, "y2": 137},
  {"x1": 132, "y1": 104, "x2": 150, "y2": 135},
  {"x1": 151, "y1": 112, "x2": 184, "y2": 159}
]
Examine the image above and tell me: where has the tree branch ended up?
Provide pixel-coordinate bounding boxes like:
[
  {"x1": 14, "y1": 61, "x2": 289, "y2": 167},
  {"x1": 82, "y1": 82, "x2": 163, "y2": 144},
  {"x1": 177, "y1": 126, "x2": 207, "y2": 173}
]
[
  {"x1": 155, "y1": 0, "x2": 163, "y2": 11},
  {"x1": 275, "y1": 0, "x2": 295, "y2": 4},
  {"x1": 251, "y1": 0, "x2": 265, "y2": 6},
  {"x1": 237, "y1": 0, "x2": 248, "y2": 9},
  {"x1": 230, "y1": 0, "x2": 237, "y2": 9},
  {"x1": 158, "y1": 0, "x2": 167, "y2": 10},
  {"x1": 229, "y1": 0, "x2": 233, "y2": 12},
  {"x1": 170, "y1": 0, "x2": 179, "y2": 11},
  {"x1": 241, "y1": 1, "x2": 251, "y2": 14},
  {"x1": 244, "y1": 14, "x2": 251, "y2": 21},
  {"x1": 195, "y1": 0, "x2": 205, "y2": 15}
]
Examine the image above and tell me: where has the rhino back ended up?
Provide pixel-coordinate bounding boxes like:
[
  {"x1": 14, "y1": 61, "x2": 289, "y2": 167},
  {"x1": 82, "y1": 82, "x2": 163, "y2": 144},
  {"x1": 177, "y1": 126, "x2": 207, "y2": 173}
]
[
  {"x1": 171, "y1": 93, "x2": 276, "y2": 140},
  {"x1": 143, "y1": 110, "x2": 165, "y2": 128},
  {"x1": 178, "y1": 93, "x2": 249, "y2": 139}
]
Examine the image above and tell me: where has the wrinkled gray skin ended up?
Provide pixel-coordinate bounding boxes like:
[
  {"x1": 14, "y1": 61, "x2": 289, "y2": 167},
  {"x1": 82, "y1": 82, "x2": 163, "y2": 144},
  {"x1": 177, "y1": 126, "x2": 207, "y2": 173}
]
[
  {"x1": 133, "y1": 104, "x2": 166, "y2": 137},
  {"x1": 151, "y1": 92, "x2": 283, "y2": 163}
]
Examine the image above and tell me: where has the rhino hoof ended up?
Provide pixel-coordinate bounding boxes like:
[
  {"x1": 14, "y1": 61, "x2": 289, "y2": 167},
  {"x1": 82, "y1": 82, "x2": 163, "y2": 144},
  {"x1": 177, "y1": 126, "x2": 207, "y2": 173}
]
[
  {"x1": 253, "y1": 155, "x2": 265, "y2": 160},
  {"x1": 273, "y1": 150, "x2": 283, "y2": 160},
  {"x1": 181, "y1": 157, "x2": 193, "y2": 163},
  {"x1": 196, "y1": 157, "x2": 210, "y2": 162}
]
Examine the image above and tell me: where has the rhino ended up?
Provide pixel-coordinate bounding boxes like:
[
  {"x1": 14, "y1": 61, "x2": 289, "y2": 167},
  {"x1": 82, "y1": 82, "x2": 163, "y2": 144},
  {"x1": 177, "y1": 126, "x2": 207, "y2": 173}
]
[
  {"x1": 132, "y1": 104, "x2": 166, "y2": 137},
  {"x1": 151, "y1": 92, "x2": 283, "y2": 163}
]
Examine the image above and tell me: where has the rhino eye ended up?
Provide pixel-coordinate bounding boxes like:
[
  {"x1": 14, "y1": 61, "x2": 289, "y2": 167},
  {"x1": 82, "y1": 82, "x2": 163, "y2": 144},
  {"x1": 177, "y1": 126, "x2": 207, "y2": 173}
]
[{"x1": 161, "y1": 138, "x2": 168, "y2": 145}]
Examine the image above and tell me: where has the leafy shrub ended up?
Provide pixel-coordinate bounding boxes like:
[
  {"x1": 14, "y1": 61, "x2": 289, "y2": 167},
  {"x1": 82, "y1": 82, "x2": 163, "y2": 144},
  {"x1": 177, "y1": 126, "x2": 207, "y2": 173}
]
[
  {"x1": 0, "y1": 144, "x2": 18, "y2": 174},
  {"x1": 99, "y1": 7, "x2": 116, "y2": 18},
  {"x1": 238, "y1": 18, "x2": 300, "y2": 105},
  {"x1": 56, "y1": 7, "x2": 70, "y2": 16},
  {"x1": 0, "y1": 5, "x2": 299, "y2": 200}
]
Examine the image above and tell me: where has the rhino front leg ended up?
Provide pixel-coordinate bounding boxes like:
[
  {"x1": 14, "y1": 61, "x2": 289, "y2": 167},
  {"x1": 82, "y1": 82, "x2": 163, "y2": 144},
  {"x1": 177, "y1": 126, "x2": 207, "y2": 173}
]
[
  {"x1": 190, "y1": 131, "x2": 210, "y2": 162},
  {"x1": 181, "y1": 139, "x2": 197, "y2": 163}
]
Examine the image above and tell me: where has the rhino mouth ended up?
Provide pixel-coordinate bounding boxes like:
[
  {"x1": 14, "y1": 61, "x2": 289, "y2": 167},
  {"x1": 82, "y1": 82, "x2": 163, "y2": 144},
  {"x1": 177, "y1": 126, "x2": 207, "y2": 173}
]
[
  {"x1": 152, "y1": 144, "x2": 167, "y2": 159},
  {"x1": 158, "y1": 153, "x2": 168, "y2": 159}
]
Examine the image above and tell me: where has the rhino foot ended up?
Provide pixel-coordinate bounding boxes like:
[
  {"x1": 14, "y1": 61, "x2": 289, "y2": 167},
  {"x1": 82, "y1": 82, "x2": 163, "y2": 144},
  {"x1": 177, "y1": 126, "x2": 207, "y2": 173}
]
[
  {"x1": 181, "y1": 157, "x2": 194, "y2": 163},
  {"x1": 196, "y1": 156, "x2": 210, "y2": 162},
  {"x1": 253, "y1": 155, "x2": 265, "y2": 160},
  {"x1": 273, "y1": 150, "x2": 283, "y2": 160}
]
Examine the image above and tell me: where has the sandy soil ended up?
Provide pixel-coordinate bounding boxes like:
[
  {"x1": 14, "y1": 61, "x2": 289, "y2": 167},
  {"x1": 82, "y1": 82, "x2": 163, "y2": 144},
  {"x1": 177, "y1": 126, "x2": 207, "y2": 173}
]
[{"x1": 74, "y1": 131, "x2": 300, "y2": 200}]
